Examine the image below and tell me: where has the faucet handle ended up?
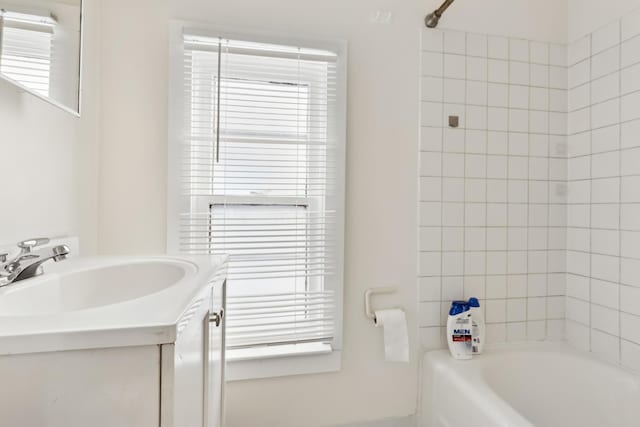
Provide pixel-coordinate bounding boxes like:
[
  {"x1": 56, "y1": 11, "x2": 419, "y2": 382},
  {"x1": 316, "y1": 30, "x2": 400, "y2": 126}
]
[{"x1": 17, "y1": 238, "x2": 50, "y2": 254}]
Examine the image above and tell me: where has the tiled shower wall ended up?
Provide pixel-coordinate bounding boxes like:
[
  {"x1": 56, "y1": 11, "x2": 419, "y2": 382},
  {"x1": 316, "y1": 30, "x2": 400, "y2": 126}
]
[
  {"x1": 565, "y1": 10, "x2": 640, "y2": 371},
  {"x1": 418, "y1": 29, "x2": 569, "y2": 349}
]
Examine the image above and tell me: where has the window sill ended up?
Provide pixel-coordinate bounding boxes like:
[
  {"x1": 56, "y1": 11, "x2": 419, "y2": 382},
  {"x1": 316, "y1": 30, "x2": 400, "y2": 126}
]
[{"x1": 225, "y1": 343, "x2": 341, "y2": 381}]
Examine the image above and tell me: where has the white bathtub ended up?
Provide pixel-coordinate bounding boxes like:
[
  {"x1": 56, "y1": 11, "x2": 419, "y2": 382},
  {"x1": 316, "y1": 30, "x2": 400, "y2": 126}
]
[{"x1": 420, "y1": 342, "x2": 640, "y2": 427}]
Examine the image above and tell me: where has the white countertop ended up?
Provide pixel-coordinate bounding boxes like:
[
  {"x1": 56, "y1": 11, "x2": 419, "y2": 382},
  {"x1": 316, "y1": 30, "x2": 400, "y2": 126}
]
[{"x1": 0, "y1": 255, "x2": 228, "y2": 356}]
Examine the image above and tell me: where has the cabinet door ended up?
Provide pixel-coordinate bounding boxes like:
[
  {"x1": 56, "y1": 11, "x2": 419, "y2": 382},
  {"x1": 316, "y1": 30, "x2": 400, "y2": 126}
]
[{"x1": 206, "y1": 279, "x2": 226, "y2": 427}]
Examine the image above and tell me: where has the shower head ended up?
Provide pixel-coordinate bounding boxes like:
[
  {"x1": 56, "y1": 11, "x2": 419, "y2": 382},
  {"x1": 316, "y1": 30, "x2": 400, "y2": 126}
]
[{"x1": 425, "y1": 0, "x2": 456, "y2": 28}]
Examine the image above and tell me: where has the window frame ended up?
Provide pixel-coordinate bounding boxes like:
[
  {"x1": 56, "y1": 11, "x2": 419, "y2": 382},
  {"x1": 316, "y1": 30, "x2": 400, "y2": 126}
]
[{"x1": 167, "y1": 21, "x2": 347, "y2": 380}]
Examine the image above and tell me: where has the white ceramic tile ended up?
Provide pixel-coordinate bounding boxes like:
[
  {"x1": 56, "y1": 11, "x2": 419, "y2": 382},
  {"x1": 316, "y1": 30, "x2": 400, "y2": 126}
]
[
  {"x1": 442, "y1": 202, "x2": 464, "y2": 226},
  {"x1": 421, "y1": 227, "x2": 442, "y2": 251},
  {"x1": 486, "y1": 252, "x2": 507, "y2": 275},
  {"x1": 621, "y1": 147, "x2": 640, "y2": 175},
  {"x1": 568, "y1": 180, "x2": 591, "y2": 204},
  {"x1": 488, "y1": 36, "x2": 509, "y2": 59},
  {"x1": 510, "y1": 39, "x2": 529, "y2": 62},
  {"x1": 421, "y1": 151, "x2": 442, "y2": 176},
  {"x1": 592, "y1": 177, "x2": 620, "y2": 204},
  {"x1": 569, "y1": 35, "x2": 591, "y2": 65},
  {"x1": 486, "y1": 227, "x2": 507, "y2": 250},
  {"x1": 549, "y1": 89, "x2": 568, "y2": 112},
  {"x1": 591, "y1": 46, "x2": 620, "y2": 80},
  {"x1": 592, "y1": 228, "x2": 620, "y2": 256},
  {"x1": 507, "y1": 251, "x2": 527, "y2": 274},
  {"x1": 567, "y1": 227, "x2": 590, "y2": 252},
  {"x1": 422, "y1": 77, "x2": 444, "y2": 102},
  {"x1": 509, "y1": 109, "x2": 529, "y2": 132},
  {"x1": 621, "y1": 312, "x2": 640, "y2": 344},
  {"x1": 487, "y1": 131, "x2": 508, "y2": 154},
  {"x1": 530, "y1": 64, "x2": 549, "y2": 87},
  {"x1": 507, "y1": 299, "x2": 527, "y2": 322},
  {"x1": 591, "y1": 72, "x2": 619, "y2": 105},
  {"x1": 487, "y1": 180, "x2": 507, "y2": 202},
  {"x1": 421, "y1": 126, "x2": 443, "y2": 152},
  {"x1": 527, "y1": 298, "x2": 546, "y2": 321},
  {"x1": 444, "y1": 31, "x2": 466, "y2": 54},
  {"x1": 442, "y1": 252, "x2": 464, "y2": 276},
  {"x1": 464, "y1": 252, "x2": 486, "y2": 275},
  {"x1": 444, "y1": 79, "x2": 466, "y2": 104},
  {"x1": 622, "y1": 258, "x2": 640, "y2": 287},
  {"x1": 622, "y1": 34, "x2": 640, "y2": 67},
  {"x1": 549, "y1": 44, "x2": 567, "y2": 67},
  {"x1": 591, "y1": 151, "x2": 619, "y2": 178},
  {"x1": 510, "y1": 62, "x2": 529, "y2": 85},
  {"x1": 568, "y1": 107, "x2": 590, "y2": 134},
  {"x1": 419, "y1": 252, "x2": 441, "y2": 276},
  {"x1": 443, "y1": 128, "x2": 465, "y2": 152},
  {"x1": 591, "y1": 329, "x2": 620, "y2": 364},
  {"x1": 530, "y1": 87, "x2": 549, "y2": 111},
  {"x1": 466, "y1": 56, "x2": 487, "y2": 81},
  {"x1": 507, "y1": 322, "x2": 527, "y2": 342},
  {"x1": 622, "y1": 230, "x2": 640, "y2": 259},
  {"x1": 623, "y1": 9, "x2": 640, "y2": 41},
  {"x1": 622, "y1": 176, "x2": 640, "y2": 202},
  {"x1": 467, "y1": 33, "x2": 488, "y2": 57},
  {"x1": 488, "y1": 59, "x2": 509, "y2": 83},
  {"x1": 419, "y1": 302, "x2": 442, "y2": 327},
  {"x1": 568, "y1": 132, "x2": 590, "y2": 157},
  {"x1": 593, "y1": 21, "x2": 620, "y2": 55},
  {"x1": 488, "y1": 83, "x2": 509, "y2": 107},
  {"x1": 622, "y1": 204, "x2": 640, "y2": 230},
  {"x1": 442, "y1": 152, "x2": 464, "y2": 177},
  {"x1": 423, "y1": 51, "x2": 444, "y2": 76},
  {"x1": 466, "y1": 80, "x2": 487, "y2": 105},
  {"x1": 530, "y1": 41, "x2": 549, "y2": 65},
  {"x1": 568, "y1": 60, "x2": 590, "y2": 88},
  {"x1": 442, "y1": 227, "x2": 463, "y2": 251},
  {"x1": 509, "y1": 85, "x2": 529, "y2": 109},
  {"x1": 422, "y1": 101, "x2": 443, "y2": 127},
  {"x1": 529, "y1": 110, "x2": 549, "y2": 134},
  {"x1": 592, "y1": 124, "x2": 619, "y2": 154},
  {"x1": 567, "y1": 298, "x2": 590, "y2": 325},
  {"x1": 488, "y1": 107, "x2": 509, "y2": 131},
  {"x1": 466, "y1": 105, "x2": 487, "y2": 130},
  {"x1": 486, "y1": 203, "x2": 507, "y2": 226},
  {"x1": 547, "y1": 296, "x2": 565, "y2": 318},
  {"x1": 531, "y1": 133, "x2": 550, "y2": 157},
  {"x1": 591, "y1": 204, "x2": 620, "y2": 229},
  {"x1": 465, "y1": 129, "x2": 487, "y2": 153},
  {"x1": 566, "y1": 320, "x2": 590, "y2": 351},
  {"x1": 569, "y1": 83, "x2": 590, "y2": 112},
  {"x1": 420, "y1": 177, "x2": 442, "y2": 201},
  {"x1": 486, "y1": 299, "x2": 507, "y2": 323},
  {"x1": 591, "y1": 98, "x2": 620, "y2": 129},
  {"x1": 465, "y1": 153, "x2": 486, "y2": 177},
  {"x1": 621, "y1": 119, "x2": 640, "y2": 149},
  {"x1": 444, "y1": 54, "x2": 466, "y2": 79},
  {"x1": 621, "y1": 340, "x2": 640, "y2": 372},
  {"x1": 422, "y1": 30, "x2": 444, "y2": 52}
]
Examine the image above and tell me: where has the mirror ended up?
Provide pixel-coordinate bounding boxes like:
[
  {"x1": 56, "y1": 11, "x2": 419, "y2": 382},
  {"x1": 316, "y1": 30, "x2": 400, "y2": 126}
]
[{"x1": 0, "y1": 0, "x2": 82, "y2": 116}]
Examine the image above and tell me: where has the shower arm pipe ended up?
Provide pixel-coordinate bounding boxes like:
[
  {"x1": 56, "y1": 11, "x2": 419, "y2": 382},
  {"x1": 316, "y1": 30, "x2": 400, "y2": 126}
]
[{"x1": 433, "y1": 0, "x2": 455, "y2": 19}]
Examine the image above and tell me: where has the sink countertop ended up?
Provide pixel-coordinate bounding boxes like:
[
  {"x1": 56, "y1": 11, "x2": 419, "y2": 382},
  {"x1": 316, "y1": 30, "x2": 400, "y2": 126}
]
[{"x1": 0, "y1": 255, "x2": 228, "y2": 356}]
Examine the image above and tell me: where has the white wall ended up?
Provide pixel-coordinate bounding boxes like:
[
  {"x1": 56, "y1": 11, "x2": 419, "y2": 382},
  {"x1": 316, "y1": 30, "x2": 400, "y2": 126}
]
[
  {"x1": 0, "y1": 0, "x2": 99, "y2": 254},
  {"x1": 96, "y1": 1, "x2": 567, "y2": 426}
]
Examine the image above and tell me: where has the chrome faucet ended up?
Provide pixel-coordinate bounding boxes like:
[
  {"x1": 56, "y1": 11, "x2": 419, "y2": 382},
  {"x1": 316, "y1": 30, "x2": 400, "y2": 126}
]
[{"x1": 0, "y1": 238, "x2": 70, "y2": 288}]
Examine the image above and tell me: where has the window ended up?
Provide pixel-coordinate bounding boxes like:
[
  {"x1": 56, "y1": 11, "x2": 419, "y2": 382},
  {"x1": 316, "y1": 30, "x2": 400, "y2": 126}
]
[
  {"x1": 168, "y1": 26, "x2": 346, "y2": 379},
  {"x1": 0, "y1": 11, "x2": 55, "y2": 97}
]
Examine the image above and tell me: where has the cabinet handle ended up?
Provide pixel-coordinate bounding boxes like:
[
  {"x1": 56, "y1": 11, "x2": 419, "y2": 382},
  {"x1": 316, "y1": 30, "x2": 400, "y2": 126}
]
[{"x1": 210, "y1": 309, "x2": 224, "y2": 327}]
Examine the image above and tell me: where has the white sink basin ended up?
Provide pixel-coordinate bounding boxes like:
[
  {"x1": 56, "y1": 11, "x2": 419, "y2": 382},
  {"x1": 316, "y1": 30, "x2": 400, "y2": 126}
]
[{"x1": 0, "y1": 261, "x2": 189, "y2": 316}]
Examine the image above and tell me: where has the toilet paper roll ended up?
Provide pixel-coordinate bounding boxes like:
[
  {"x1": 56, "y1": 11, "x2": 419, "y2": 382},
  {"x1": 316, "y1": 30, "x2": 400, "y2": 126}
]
[{"x1": 375, "y1": 309, "x2": 409, "y2": 363}]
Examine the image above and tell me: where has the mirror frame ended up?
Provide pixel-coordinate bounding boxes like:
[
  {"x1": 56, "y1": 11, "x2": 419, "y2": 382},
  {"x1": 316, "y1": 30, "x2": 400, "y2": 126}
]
[{"x1": 0, "y1": 0, "x2": 84, "y2": 117}]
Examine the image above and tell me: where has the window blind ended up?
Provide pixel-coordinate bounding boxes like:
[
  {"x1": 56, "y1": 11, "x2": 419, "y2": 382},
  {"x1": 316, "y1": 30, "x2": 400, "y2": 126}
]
[
  {"x1": 0, "y1": 11, "x2": 54, "y2": 97},
  {"x1": 176, "y1": 34, "x2": 344, "y2": 352}
]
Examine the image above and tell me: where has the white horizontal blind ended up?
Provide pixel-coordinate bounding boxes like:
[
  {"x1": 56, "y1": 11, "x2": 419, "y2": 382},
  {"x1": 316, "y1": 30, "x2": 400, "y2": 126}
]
[
  {"x1": 0, "y1": 12, "x2": 54, "y2": 97},
  {"x1": 178, "y1": 34, "x2": 342, "y2": 351}
]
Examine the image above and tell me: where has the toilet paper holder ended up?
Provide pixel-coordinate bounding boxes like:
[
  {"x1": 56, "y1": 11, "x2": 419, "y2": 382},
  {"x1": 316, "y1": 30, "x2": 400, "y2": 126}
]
[{"x1": 365, "y1": 287, "x2": 397, "y2": 323}]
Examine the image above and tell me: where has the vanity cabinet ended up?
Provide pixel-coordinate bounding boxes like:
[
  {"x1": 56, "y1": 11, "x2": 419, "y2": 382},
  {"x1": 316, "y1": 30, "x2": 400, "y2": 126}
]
[{"x1": 0, "y1": 278, "x2": 226, "y2": 427}]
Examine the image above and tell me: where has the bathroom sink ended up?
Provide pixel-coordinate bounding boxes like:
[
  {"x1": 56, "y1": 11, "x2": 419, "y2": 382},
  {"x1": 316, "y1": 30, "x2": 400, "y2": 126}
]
[{"x1": 0, "y1": 260, "x2": 190, "y2": 316}]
